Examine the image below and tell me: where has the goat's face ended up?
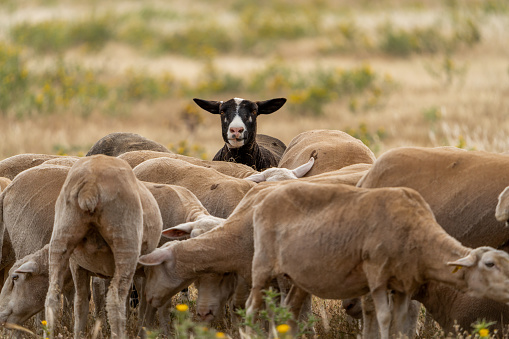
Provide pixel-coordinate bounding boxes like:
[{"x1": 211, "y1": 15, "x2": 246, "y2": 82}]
[{"x1": 193, "y1": 97, "x2": 286, "y2": 149}]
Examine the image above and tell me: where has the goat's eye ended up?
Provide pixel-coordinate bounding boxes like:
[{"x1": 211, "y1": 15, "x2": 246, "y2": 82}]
[
  {"x1": 12, "y1": 274, "x2": 19, "y2": 281},
  {"x1": 252, "y1": 110, "x2": 257, "y2": 115},
  {"x1": 220, "y1": 111, "x2": 225, "y2": 115},
  {"x1": 485, "y1": 262, "x2": 495, "y2": 268}
]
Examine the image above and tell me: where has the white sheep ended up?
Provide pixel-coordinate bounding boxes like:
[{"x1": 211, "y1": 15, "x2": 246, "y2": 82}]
[
  {"x1": 45, "y1": 155, "x2": 163, "y2": 339},
  {"x1": 245, "y1": 181, "x2": 509, "y2": 339}
]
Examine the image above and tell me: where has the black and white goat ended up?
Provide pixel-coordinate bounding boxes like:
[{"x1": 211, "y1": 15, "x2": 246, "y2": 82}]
[{"x1": 193, "y1": 97, "x2": 287, "y2": 170}]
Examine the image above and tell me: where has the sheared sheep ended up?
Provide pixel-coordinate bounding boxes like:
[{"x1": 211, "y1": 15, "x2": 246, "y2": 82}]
[
  {"x1": 0, "y1": 178, "x2": 10, "y2": 192},
  {"x1": 0, "y1": 153, "x2": 68, "y2": 180},
  {"x1": 45, "y1": 155, "x2": 163, "y2": 339},
  {"x1": 42, "y1": 156, "x2": 80, "y2": 167},
  {"x1": 0, "y1": 180, "x2": 224, "y2": 333},
  {"x1": 118, "y1": 150, "x2": 258, "y2": 178},
  {"x1": 193, "y1": 97, "x2": 287, "y2": 170},
  {"x1": 86, "y1": 132, "x2": 170, "y2": 157},
  {"x1": 244, "y1": 181, "x2": 509, "y2": 339},
  {"x1": 354, "y1": 146, "x2": 509, "y2": 334},
  {"x1": 137, "y1": 168, "x2": 370, "y2": 323},
  {"x1": 133, "y1": 157, "x2": 314, "y2": 219},
  {"x1": 0, "y1": 165, "x2": 72, "y2": 335},
  {"x1": 278, "y1": 129, "x2": 376, "y2": 176}
]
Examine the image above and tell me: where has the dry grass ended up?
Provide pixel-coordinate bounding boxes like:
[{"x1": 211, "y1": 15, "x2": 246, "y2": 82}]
[{"x1": 0, "y1": 0, "x2": 508, "y2": 338}]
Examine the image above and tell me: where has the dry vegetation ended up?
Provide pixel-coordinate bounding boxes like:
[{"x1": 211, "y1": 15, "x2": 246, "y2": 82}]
[{"x1": 0, "y1": 0, "x2": 508, "y2": 338}]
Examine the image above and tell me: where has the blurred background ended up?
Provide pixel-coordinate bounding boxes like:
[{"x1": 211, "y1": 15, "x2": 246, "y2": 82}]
[{"x1": 0, "y1": 0, "x2": 508, "y2": 160}]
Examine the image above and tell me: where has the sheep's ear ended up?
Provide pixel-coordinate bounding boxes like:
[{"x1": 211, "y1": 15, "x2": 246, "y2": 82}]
[
  {"x1": 244, "y1": 172, "x2": 267, "y2": 183},
  {"x1": 162, "y1": 223, "x2": 194, "y2": 240},
  {"x1": 193, "y1": 98, "x2": 222, "y2": 114},
  {"x1": 447, "y1": 252, "x2": 477, "y2": 269},
  {"x1": 138, "y1": 247, "x2": 174, "y2": 266},
  {"x1": 190, "y1": 228, "x2": 206, "y2": 238},
  {"x1": 292, "y1": 157, "x2": 315, "y2": 178},
  {"x1": 15, "y1": 261, "x2": 39, "y2": 274},
  {"x1": 256, "y1": 98, "x2": 287, "y2": 115}
]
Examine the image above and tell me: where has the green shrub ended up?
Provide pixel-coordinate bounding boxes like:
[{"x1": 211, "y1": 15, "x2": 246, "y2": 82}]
[
  {"x1": 10, "y1": 16, "x2": 114, "y2": 53},
  {"x1": 0, "y1": 43, "x2": 29, "y2": 114}
]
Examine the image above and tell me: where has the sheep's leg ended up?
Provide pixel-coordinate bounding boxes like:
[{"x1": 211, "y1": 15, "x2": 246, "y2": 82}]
[
  {"x1": 230, "y1": 277, "x2": 250, "y2": 326},
  {"x1": 92, "y1": 277, "x2": 108, "y2": 325},
  {"x1": 46, "y1": 216, "x2": 89, "y2": 339},
  {"x1": 361, "y1": 294, "x2": 380, "y2": 339},
  {"x1": 105, "y1": 248, "x2": 138, "y2": 339},
  {"x1": 389, "y1": 291, "x2": 410, "y2": 338},
  {"x1": 245, "y1": 269, "x2": 272, "y2": 335},
  {"x1": 283, "y1": 285, "x2": 310, "y2": 336},
  {"x1": 157, "y1": 299, "x2": 174, "y2": 337},
  {"x1": 70, "y1": 261, "x2": 91, "y2": 339},
  {"x1": 135, "y1": 276, "x2": 158, "y2": 338},
  {"x1": 370, "y1": 288, "x2": 391, "y2": 339}
]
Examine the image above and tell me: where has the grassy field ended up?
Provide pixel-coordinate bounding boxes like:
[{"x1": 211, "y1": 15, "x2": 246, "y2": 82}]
[{"x1": 0, "y1": 0, "x2": 508, "y2": 338}]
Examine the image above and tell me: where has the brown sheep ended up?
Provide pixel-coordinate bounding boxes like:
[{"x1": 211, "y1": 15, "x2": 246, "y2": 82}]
[
  {"x1": 45, "y1": 155, "x2": 163, "y2": 338},
  {"x1": 278, "y1": 129, "x2": 376, "y2": 176}
]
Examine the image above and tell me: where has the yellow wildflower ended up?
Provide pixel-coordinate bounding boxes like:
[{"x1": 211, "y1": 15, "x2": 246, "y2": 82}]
[
  {"x1": 216, "y1": 332, "x2": 226, "y2": 338},
  {"x1": 41, "y1": 320, "x2": 47, "y2": 326},
  {"x1": 276, "y1": 324, "x2": 290, "y2": 334},
  {"x1": 175, "y1": 304, "x2": 188, "y2": 312},
  {"x1": 479, "y1": 328, "x2": 489, "y2": 337}
]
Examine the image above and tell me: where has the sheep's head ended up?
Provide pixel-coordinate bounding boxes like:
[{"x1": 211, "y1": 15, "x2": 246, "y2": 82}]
[
  {"x1": 161, "y1": 216, "x2": 226, "y2": 240},
  {"x1": 448, "y1": 247, "x2": 509, "y2": 303},
  {"x1": 193, "y1": 97, "x2": 286, "y2": 149},
  {"x1": 0, "y1": 259, "x2": 48, "y2": 326},
  {"x1": 138, "y1": 243, "x2": 195, "y2": 308},
  {"x1": 245, "y1": 157, "x2": 315, "y2": 183}
]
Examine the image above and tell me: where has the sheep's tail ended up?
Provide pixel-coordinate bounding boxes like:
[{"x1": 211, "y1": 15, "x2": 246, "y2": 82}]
[{"x1": 74, "y1": 180, "x2": 99, "y2": 213}]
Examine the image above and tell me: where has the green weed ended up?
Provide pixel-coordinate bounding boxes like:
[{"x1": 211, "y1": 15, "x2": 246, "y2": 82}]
[
  {"x1": 0, "y1": 43, "x2": 29, "y2": 115},
  {"x1": 10, "y1": 16, "x2": 114, "y2": 53}
]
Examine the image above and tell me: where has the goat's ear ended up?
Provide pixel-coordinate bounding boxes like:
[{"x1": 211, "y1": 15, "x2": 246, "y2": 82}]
[
  {"x1": 256, "y1": 98, "x2": 287, "y2": 115},
  {"x1": 244, "y1": 172, "x2": 267, "y2": 183},
  {"x1": 162, "y1": 223, "x2": 194, "y2": 240},
  {"x1": 447, "y1": 251, "x2": 477, "y2": 268},
  {"x1": 138, "y1": 247, "x2": 174, "y2": 266},
  {"x1": 193, "y1": 98, "x2": 222, "y2": 114},
  {"x1": 15, "y1": 261, "x2": 39, "y2": 274},
  {"x1": 292, "y1": 157, "x2": 315, "y2": 178}
]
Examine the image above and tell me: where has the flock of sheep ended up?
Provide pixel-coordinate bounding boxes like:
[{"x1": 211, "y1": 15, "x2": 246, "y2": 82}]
[{"x1": 1, "y1": 97, "x2": 509, "y2": 339}]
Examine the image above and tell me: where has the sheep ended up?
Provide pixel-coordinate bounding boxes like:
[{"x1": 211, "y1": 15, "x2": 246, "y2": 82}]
[
  {"x1": 0, "y1": 153, "x2": 69, "y2": 180},
  {"x1": 1, "y1": 165, "x2": 70, "y2": 263},
  {"x1": 45, "y1": 155, "x2": 163, "y2": 339},
  {"x1": 0, "y1": 178, "x2": 10, "y2": 192},
  {"x1": 137, "y1": 169, "x2": 370, "y2": 323},
  {"x1": 278, "y1": 129, "x2": 376, "y2": 176},
  {"x1": 0, "y1": 180, "x2": 223, "y2": 333},
  {"x1": 243, "y1": 181, "x2": 509, "y2": 339},
  {"x1": 118, "y1": 150, "x2": 258, "y2": 178},
  {"x1": 133, "y1": 156, "x2": 314, "y2": 219},
  {"x1": 247, "y1": 161, "x2": 370, "y2": 184},
  {"x1": 42, "y1": 156, "x2": 80, "y2": 167},
  {"x1": 353, "y1": 146, "x2": 509, "y2": 334},
  {"x1": 0, "y1": 245, "x2": 75, "y2": 328},
  {"x1": 193, "y1": 97, "x2": 287, "y2": 170},
  {"x1": 85, "y1": 132, "x2": 170, "y2": 157},
  {"x1": 0, "y1": 165, "x2": 73, "y2": 335}
]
